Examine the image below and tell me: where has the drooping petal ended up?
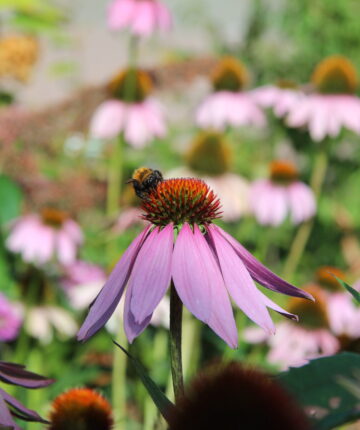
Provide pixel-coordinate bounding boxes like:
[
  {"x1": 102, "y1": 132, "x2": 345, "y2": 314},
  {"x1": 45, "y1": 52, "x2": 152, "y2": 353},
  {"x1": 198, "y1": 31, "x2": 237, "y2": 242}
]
[
  {"x1": 172, "y1": 224, "x2": 213, "y2": 322},
  {"x1": 207, "y1": 225, "x2": 275, "y2": 333},
  {"x1": 0, "y1": 394, "x2": 18, "y2": 429},
  {"x1": 287, "y1": 182, "x2": 316, "y2": 224},
  {"x1": 129, "y1": 225, "x2": 173, "y2": 323},
  {"x1": 259, "y1": 291, "x2": 298, "y2": 321},
  {"x1": 77, "y1": 226, "x2": 150, "y2": 341},
  {"x1": 123, "y1": 284, "x2": 152, "y2": 343},
  {"x1": 107, "y1": 0, "x2": 135, "y2": 30},
  {"x1": 213, "y1": 224, "x2": 313, "y2": 300},
  {"x1": 0, "y1": 362, "x2": 53, "y2": 388},
  {"x1": 56, "y1": 231, "x2": 77, "y2": 265},
  {"x1": 0, "y1": 388, "x2": 48, "y2": 423}
]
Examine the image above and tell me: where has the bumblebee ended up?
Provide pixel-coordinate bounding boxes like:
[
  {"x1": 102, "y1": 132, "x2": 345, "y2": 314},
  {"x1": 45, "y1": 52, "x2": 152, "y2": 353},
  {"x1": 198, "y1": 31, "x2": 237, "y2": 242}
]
[{"x1": 127, "y1": 167, "x2": 163, "y2": 199}]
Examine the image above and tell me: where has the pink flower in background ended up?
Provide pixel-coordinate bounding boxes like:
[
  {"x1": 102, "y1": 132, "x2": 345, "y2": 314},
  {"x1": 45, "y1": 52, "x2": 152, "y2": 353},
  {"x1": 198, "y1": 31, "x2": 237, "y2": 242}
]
[
  {"x1": 61, "y1": 260, "x2": 107, "y2": 310},
  {"x1": 196, "y1": 57, "x2": 265, "y2": 130},
  {"x1": 108, "y1": 0, "x2": 172, "y2": 37},
  {"x1": 25, "y1": 306, "x2": 78, "y2": 344},
  {"x1": 6, "y1": 209, "x2": 83, "y2": 265},
  {"x1": 250, "y1": 160, "x2": 316, "y2": 226},
  {"x1": 78, "y1": 177, "x2": 312, "y2": 348},
  {"x1": 327, "y1": 289, "x2": 360, "y2": 339},
  {"x1": 90, "y1": 69, "x2": 166, "y2": 147},
  {"x1": 0, "y1": 294, "x2": 22, "y2": 342},
  {"x1": 90, "y1": 99, "x2": 166, "y2": 147},
  {"x1": 196, "y1": 91, "x2": 265, "y2": 130},
  {"x1": 251, "y1": 84, "x2": 304, "y2": 118},
  {"x1": 286, "y1": 55, "x2": 360, "y2": 141},
  {"x1": 245, "y1": 285, "x2": 339, "y2": 370},
  {"x1": 112, "y1": 207, "x2": 147, "y2": 234}
]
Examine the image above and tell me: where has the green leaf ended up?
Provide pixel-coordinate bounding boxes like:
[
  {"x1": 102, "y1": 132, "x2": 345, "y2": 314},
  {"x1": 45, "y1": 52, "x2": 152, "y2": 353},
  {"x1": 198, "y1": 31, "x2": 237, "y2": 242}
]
[
  {"x1": 335, "y1": 277, "x2": 360, "y2": 304},
  {"x1": 113, "y1": 341, "x2": 174, "y2": 422},
  {"x1": 0, "y1": 175, "x2": 23, "y2": 226},
  {"x1": 277, "y1": 353, "x2": 360, "y2": 430}
]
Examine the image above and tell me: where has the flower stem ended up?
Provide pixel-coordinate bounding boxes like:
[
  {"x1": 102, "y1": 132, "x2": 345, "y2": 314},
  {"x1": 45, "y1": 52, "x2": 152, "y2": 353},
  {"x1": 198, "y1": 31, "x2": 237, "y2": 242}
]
[
  {"x1": 107, "y1": 134, "x2": 123, "y2": 217},
  {"x1": 282, "y1": 149, "x2": 328, "y2": 280},
  {"x1": 112, "y1": 326, "x2": 128, "y2": 430},
  {"x1": 169, "y1": 283, "x2": 184, "y2": 403}
]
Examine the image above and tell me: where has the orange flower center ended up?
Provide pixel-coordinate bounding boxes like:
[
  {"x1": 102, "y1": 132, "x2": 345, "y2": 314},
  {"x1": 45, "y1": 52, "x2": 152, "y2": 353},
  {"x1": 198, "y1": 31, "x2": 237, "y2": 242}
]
[
  {"x1": 269, "y1": 160, "x2": 298, "y2": 184},
  {"x1": 312, "y1": 55, "x2": 358, "y2": 94},
  {"x1": 108, "y1": 68, "x2": 153, "y2": 102},
  {"x1": 49, "y1": 388, "x2": 113, "y2": 430},
  {"x1": 212, "y1": 56, "x2": 249, "y2": 92},
  {"x1": 141, "y1": 178, "x2": 222, "y2": 226},
  {"x1": 186, "y1": 131, "x2": 232, "y2": 176},
  {"x1": 276, "y1": 79, "x2": 298, "y2": 90},
  {"x1": 315, "y1": 266, "x2": 345, "y2": 292},
  {"x1": 41, "y1": 208, "x2": 68, "y2": 228},
  {"x1": 288, "y1": 285, "x2": 329, "y2": 329}
]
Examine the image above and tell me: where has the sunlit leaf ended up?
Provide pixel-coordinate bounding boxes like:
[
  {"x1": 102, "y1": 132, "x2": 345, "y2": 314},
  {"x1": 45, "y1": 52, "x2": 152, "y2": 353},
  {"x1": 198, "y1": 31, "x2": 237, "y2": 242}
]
[
  {"x1": 335, "y1": 276, "x2": 360, "y2": 305},
  {"x1": 278, "y1": 353, "x2": 360, "y2": 430}
]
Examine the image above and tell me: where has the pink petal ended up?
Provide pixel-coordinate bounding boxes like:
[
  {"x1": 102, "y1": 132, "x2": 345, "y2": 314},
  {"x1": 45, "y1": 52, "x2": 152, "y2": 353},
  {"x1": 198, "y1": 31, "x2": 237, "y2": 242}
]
[
  {"x1": 132, "y1": 2, "x2": 156, "y2": 36},
  {"x1": 56, "y1": 231, "x2": 77, "y2": 265},
  {"x1": 107, "y1": 0, "x2": 135, "y2": 30},
  {"x1": 287, "y1": 182, "x2": 316, "y2": 224},
  {"x1": 77, "y1": 226, "x2": 150, "y2": 341},
  {"x1": 124, "y1": 284, "x2": 152, "y2": 343},
  {"x1": 172, "y1": 224, "x2": 213, "y2": 322},
  {"x1": 207, "y1": 225, "x2": 275, "y2": 333},
  {"x1": 156, "y1": 1, "x2": 172, "y2": 31},
  {"x1": 90, "y1": 100, "x2": 125, "y2": 139},
  {"x1": 129, "y1": 225, "x2": 173, "y2": 323}
]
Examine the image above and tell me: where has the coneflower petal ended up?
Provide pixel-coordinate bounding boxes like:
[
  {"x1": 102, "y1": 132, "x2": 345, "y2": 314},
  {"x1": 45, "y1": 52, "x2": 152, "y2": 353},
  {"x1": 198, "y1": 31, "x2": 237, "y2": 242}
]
[
  {"x1": 172, "y1": 224, "x2": 213, "y2": 323},
  {"x1": 0, "y1": 388, "x2": 47, "y2": 423},
  {"x1": 207, "y1": 225, "x2": 275, "y2": 333},
  {"x1": 0, "y1": 394, "x2": 16, "y2": 429},
  {"x1": 0, "y1": 362, "x2": 54, "y2": 388},
  {"x1": 129, "y1": 225, "x2": 173, "y2": 323},
  {"x1": 213, "y1": 225, "x2": 313, "y2": 300},
  {"x1": 259, "y1": 292, "x2": 298, "y2": 321},
  {"x1": 77, "y1": 226, "x2": 151, "y2": 341},
  {"x1": 124, "y1": 284, "x2": 152, "y2": 343}
]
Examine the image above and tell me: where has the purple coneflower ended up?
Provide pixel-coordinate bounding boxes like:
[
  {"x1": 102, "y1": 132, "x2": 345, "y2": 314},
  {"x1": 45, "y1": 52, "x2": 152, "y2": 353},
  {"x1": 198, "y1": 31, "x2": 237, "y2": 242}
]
[
  {"x1": 250, "y1": 160, "x2": 316, "y2": 226},
  {"x1": 90, "y1": 68, "x2": 166, "y2": 147},
  {"x1": 196, "y1": 57, "x2": 266, "y2": 130},
  {"x1": 107, "y1": 0, "x2": 172, "y2": 38},
  {"x1": 6, "y1": 208, "x2": 83, "y2": 266},
  {"x1": 49, "y1": 388, "x2": 113, "y2": 430},
  {"x1": 0, "y1": 293, "x2": 22, "y2": 342},
  {"x1": 0, "y1": 361, "x2": 53, "y2": 429},
  {"x1": 286, "y1": 55, "x2": 360, "y2": 141},
  {"x1": 251, "y1": 80, "x2": 304, "y2": 118},
  {"x1": 78, "y1": 176, "x2": 312, "y2": 348}
]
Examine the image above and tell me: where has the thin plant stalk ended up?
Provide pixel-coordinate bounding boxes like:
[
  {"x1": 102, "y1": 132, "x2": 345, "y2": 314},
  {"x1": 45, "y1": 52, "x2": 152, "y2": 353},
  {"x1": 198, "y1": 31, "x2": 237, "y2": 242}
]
[
  {"x1": 169, "y1": 283, "x2": 184, "y2": 403},
  {"x1": 112, "y1": 327, "x2": 128, "y2": 430},
  {"x1": 282, "y1": 149, "x2": 328, "y2": 279}
]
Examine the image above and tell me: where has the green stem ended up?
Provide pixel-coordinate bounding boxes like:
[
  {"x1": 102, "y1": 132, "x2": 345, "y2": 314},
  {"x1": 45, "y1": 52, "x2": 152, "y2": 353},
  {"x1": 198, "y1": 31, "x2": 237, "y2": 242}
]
[
  {"x1": 169, "y1": 284, "x2": 184, "y2": 403},
  {"x1": 282, "y1": 149, "x2": 328, "y2": 280},
  {"x1": 112, "y1": 327, "x2": 128, "y2": 430},
  {"x1": 106, "y1": 134, "x2": 123, "y2": 217}
]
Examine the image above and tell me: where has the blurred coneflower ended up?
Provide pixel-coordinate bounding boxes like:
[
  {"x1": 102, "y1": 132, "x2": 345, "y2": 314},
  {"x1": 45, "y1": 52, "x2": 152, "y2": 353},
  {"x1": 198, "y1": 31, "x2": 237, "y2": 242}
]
[
  {"x1": 196, "y1": 56, "x2": 266, "y2": 130},
  {"x1": 90, "y1": 68, "x2": 166, "y2": 147},
  {"x1": 107, "y1": 0, "x2": 172, "y2": 37},
  {"x1": 78, "y1": 175, "x2": 312, "y2": 348},
  {"x1": 245, "y1": 285, "x2": 340, "y2": 369},
  {"x1": 0, "y1": 361, "x2": 53, "y2": 429},
  {"x1": 0, "y1": 34, "x2": 39, "y2": 82},
  {"x1": 286, "y1": 55, "x2": 360, "y2": 141},
  {"x1": 251, "y1": 79, "x2": 304, "y2": 118},
  {"x1": 250, "y1": 160, "x2": 316, "y2": 226},
  {"x1": 168, "y1": 130, "x2": 250, "y2": 221},
  {"x1": 168, "y1": 361, "x2": 310, "y2": 430},
  {"x1": 6, "y1": 208, "x2": 83, "y2": 266},
  {"x1": 48, "y1": 388, "x2": 113, "y2": 430},
  {"x1": 0, "y1": 293, "x2": 22, "y2": 342}
]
